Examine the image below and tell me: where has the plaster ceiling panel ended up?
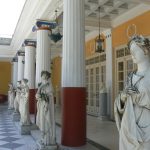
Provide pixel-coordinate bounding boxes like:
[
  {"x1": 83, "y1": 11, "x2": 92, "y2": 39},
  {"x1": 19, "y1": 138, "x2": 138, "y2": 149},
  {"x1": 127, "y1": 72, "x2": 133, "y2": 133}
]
[
  {"x1": 85, "y1": 4, "x2": 91, "y2": 10},
  {"x1": 85, "y1": 0, "x2": 140, "y2": 23},
  {"x1": 104, "y1": 0, "x2": 114, "y2": 7},
  {"x1": 102, "y1": 15, "x2": 111, "y2": 20},
  {"x1": 103, "y1": 5, "x2": 114, "y2": 13},
  {"x1": 119, "y1": 3, "x2": 128, "y2": 9},
  {"x1": 88, "y1": 0, "x2": 99, "y2": 4},
  {"x1": 110, "y1": 9, "x2": 119, "y2": 15},
  {"x1": 95, "y1": 6, "x2": 105, "y2": 13},
  {"x1": 89, "y1": 12, "x2": 97, "y2": 18}
]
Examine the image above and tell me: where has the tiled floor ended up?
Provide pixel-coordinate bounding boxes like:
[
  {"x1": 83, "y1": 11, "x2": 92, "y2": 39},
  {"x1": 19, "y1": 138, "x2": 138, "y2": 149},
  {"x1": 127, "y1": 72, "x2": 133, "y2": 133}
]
[
  {"x1": 0, "y1": 104, "x2": 37, "y2": 150},
  {"x1": 0, "y1": 103, "x2": 119, "y2": 150}
]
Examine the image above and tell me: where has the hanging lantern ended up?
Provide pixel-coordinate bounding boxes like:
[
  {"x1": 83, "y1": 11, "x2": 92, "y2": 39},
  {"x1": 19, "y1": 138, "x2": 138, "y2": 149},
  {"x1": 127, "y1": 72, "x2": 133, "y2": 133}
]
[{"x1": 95, "y1": 7, "x2": 104, "y2": 53}]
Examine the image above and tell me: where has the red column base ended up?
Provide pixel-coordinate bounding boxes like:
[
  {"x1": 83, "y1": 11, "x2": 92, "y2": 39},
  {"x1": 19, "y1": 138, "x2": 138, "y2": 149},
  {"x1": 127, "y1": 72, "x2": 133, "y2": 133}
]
[
  {"x1": 61, "y1": 87, "x2": 86, "y2": 147},
  {"x1": 0, "y1": 94, "x2": 7, "y2": 103},
  {"x1": 29, "y1": 89, "x2": 36, "y2": 114}
]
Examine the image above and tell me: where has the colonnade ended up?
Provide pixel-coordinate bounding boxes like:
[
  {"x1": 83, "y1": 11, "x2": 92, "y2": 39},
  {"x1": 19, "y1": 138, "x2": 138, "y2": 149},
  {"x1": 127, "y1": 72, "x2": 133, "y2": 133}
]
[{"x1": 11, "y1": 0, "x2": 113, "y2": 147}]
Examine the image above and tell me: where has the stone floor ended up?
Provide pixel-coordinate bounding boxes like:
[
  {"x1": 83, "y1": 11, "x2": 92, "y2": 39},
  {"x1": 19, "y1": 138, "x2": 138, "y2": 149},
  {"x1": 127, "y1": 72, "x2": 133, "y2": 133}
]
[
  {"x1": 0, "y1": 103, "x2": 119, "y2": 150},
  {"x1": 0, "y1": 104, "x2": 37, "y2": 150},
  {"x1": 55, "y1": 106, "x2": 119, "y2": 150}
]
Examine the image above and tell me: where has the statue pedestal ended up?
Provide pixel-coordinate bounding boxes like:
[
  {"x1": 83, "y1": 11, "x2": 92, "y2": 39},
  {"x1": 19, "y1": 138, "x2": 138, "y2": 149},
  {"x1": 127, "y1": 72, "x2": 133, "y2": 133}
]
[
  {"x1": 20, "y1": 124, "x2": 31, "y2": 135},
  {"x1": 98, "y1": 93, "x2": 109, "y2": 121},
  {"x1": 30, "y1": 124, "x2": 39, "y2": 130},
  {"x1": 98, "y1": 116, "x2": 109, "y2": 121},
  {"x1": 37, "y1": 142, "x2": 57, "y2": 150},
  {"x1": 8, "y1": 108, "x2": 14, "y2": 114},
  {"x1": 12, "y1": 112, "x2": 20, "y2": 121}
]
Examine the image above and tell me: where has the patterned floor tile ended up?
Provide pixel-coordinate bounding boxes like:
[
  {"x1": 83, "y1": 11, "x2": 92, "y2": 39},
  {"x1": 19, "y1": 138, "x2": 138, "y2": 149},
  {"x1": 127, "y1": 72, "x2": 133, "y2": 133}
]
[
  {"x1": 0, "y1": 131, "x2": 7, "y2": 134},
  {"x1": 0, "y1": 148, "x2": 12, "y2": 150},
  {"x1": 0, "y1": 133, "x2": 16, "y2": 136},
  {"x1": 0, "y1": 104, "x2": 38, "y2": 150},
  {"x1": 15, "y1": 145, "x2": 37, "y2": 150},
  {"x1": 0, "y1": 129, "x2": 15, "y2": 132},
  {"x1": 0, "y1": 140, "x2": 9, "y2": 145},
  {"x1": 0, "y1": 126, "x2": 14, "y2": 130},
  {"x1": 0, "y1": 135, "x2": 6, "y2": 139},
  {"x1": 9, "y1": 134, "x2": 21, "y2": 138},
  {"x1": 13, "y1": 139, "x2": 25, "y2": 144},
  {"x1": 0, "y1": 143, "x2": 24, "y2": 149},
  {"x1": 1, "y1": 137, "x2": 20, "y2": 142}
]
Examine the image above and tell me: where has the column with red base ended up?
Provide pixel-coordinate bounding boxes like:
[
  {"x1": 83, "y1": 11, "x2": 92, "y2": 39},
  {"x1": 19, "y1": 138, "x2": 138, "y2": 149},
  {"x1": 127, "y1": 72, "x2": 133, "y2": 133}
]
[
  {"x1": 61, "y1": 0, "x2": 86, "y2": 147},
  {"x1": 33, "y1": 21, "x2": 51, "y2": 87},
  {"x1": 23, "y1": 40, "x2": 36, "y2": 114}
]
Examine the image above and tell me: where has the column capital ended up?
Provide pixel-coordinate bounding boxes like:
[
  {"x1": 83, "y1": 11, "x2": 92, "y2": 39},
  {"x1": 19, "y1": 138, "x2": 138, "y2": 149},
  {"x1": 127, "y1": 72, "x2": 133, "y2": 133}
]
[
  {"x1": 32, "y1": 19, "x2": 57, "y2": 32},
  {"x1": 17, "y1": 50, "x2": 25, "y2": 56},
  {"x1": 23, "y1": 39, "x2": 36, "y2": 48}
]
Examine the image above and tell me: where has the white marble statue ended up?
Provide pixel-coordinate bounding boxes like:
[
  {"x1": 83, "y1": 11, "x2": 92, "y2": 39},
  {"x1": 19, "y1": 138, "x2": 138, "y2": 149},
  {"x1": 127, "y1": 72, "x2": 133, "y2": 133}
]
[
  {"x1": 36, "y1": 71, "x2": 56, "y2": 146},
  {"x1": 8, "y1": 83, "x2": 15, "y2": 109},
  {"x1": 19, "y1": 79, "x2": 31, "y2": 125},
  {"x1": 14, "y1": 81, "x2": 21, "y2": 113},
  {"x1": 114, "y1": 35, "x2": 150, "y2": 150}
]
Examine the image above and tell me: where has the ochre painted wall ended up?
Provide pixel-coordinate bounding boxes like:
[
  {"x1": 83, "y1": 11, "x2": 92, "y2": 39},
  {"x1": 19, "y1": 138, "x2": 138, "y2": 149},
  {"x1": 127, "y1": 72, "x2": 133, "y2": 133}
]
[
  {"x1": 112, "y1": 10, "x2": 150, "y2": 48},
  {"x1": 0, "y1": 62, "x2": 11, "y2": 95},
  {"x1": 85, "y1": 34, "x2": 106, "y2": 57},
  {"x1": 85, "y1": 38, "x2": 95, "y2": 57},
  {"x1": 51, "y1": 56, "x2": 62, "y2": 89}
]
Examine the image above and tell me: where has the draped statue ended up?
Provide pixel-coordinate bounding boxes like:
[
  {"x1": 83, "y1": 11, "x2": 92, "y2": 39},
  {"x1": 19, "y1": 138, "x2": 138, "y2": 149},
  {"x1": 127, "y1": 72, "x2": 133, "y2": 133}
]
[
  {"x1": 8, "y1": 83, "x2": 15, "y2": 109},
  {"x1": 19, "y1": 79, "x2": 31, "y2": 125},
  {"x1": 114, "y1": 35, "x2": 150, "y2": 150},
  {"x1": 36, "y1": 71, "x2": 56, "y2": 146},
  {"x1": 14, "y1": 81, "x2": 21, "y2": 113}
]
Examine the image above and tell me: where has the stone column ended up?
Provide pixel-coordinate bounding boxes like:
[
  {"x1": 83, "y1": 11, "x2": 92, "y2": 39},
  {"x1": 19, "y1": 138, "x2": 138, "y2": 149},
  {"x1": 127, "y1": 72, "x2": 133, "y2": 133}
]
[
  {"x1": 24, "y1": 40, "x2": 36, "y2": 114},
  {"x1": 17, "y1": 51, "x2": 25, "y2": 81},
  {"x1": 12, "y1": 57, "x2": 18, "y2": 88},
  {"x1": 62, "y1": 0, "x2": 86, "y2": 147},
  {"x1": 33, "y1": 21, "x2": 52, "y2": 87},
  {"x1": 103, "y1": 29, "x2": 113, "y2": 120},
  {"x1": 32, "y1": 20, "x2": 58, "y2": 149}
]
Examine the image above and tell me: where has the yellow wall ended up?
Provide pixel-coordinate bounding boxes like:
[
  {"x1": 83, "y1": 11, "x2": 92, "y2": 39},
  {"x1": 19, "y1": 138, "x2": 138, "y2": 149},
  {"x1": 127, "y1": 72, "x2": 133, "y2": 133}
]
[
  {"x1": 51, "y1": 56, "x2": 62, "y2": 89},
  {"x1": 112, "y1": 10, "x2": 150, "y2": 48},
  {"x1": 0, "y1": 62, "x2": 11, "y2": 95},
  {"x1": 85, "y1": 34, "x2": 106, "y2": 57}
]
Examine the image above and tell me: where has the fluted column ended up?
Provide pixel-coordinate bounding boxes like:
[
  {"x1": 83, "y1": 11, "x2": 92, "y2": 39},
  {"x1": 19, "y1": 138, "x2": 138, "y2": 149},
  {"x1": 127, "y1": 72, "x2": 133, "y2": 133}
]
[
  {"x1": 33, "y1": 22, "x2": 52, "y2": 87},
  {"x1": 62, "y1": 0, "x2": 86, "y2": 147},
  {"x1": 17, "y1": 51, "x2": 25, "y2": 81},
  {"x1": 24, "y1": 40, "x2": 36, "y2": 114},
  {"x1": 12, "y1": 57, "x2": 18, "y2": 88},
  {"x1": 103, "y1": 29, "x2": 113, "y2": 119},
  {"x1": 24, "y1": 40, "x2": 36, "y2": 88}
]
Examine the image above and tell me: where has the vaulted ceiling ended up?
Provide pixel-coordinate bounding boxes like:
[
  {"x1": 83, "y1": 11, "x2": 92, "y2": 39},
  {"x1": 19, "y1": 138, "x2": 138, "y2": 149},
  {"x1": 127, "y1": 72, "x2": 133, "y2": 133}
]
[{"x1": 0, "y1": 0, "x2": 150, "y2": 61}]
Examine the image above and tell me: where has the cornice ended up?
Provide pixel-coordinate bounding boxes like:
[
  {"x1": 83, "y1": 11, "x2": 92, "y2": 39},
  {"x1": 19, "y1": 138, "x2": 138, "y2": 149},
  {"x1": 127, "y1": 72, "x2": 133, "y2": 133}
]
[{"x1": 112, "y1": 3, "x2": 150, "y2": 28}]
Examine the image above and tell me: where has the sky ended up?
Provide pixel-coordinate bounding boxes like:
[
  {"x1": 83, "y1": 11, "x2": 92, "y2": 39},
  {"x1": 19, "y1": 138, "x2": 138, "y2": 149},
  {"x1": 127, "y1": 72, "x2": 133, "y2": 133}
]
[{"x1": 0, "y1": 0, "x2": 26, "y2": 38}]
